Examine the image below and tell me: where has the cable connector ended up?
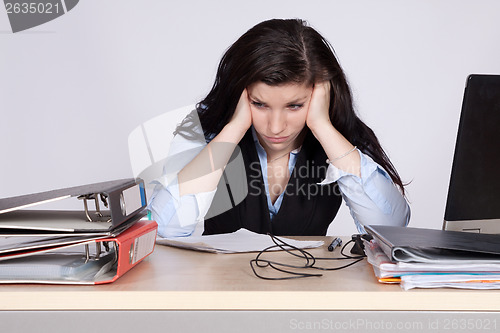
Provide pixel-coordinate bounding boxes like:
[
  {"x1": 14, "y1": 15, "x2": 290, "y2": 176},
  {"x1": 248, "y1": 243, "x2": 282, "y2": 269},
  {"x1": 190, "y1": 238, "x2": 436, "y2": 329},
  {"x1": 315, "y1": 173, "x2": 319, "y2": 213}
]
[{"x1": 350, "y1": 234, "x2": 372, "y2": 255}]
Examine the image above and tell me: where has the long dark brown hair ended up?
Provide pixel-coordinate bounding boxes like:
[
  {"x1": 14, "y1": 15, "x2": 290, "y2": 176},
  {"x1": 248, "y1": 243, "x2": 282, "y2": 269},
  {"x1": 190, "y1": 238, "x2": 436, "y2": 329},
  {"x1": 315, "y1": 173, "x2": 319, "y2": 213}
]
[{"x1": 196, "y1": 18, "x2": 405, "y2": 194}]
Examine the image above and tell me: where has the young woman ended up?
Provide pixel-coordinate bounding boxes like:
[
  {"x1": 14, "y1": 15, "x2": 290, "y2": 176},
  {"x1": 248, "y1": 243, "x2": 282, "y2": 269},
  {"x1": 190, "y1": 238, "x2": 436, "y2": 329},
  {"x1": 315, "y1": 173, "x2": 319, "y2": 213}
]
[{"x1": 150, "y1": 19, "x2": 410, "y2": 237}]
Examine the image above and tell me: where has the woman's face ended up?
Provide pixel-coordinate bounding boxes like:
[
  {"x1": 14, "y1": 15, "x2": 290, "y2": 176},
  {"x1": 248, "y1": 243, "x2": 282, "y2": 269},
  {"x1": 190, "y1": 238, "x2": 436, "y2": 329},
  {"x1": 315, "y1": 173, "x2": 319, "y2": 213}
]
[{"x1": 247, "y1": 82, "x2": 312, "y2": 154}]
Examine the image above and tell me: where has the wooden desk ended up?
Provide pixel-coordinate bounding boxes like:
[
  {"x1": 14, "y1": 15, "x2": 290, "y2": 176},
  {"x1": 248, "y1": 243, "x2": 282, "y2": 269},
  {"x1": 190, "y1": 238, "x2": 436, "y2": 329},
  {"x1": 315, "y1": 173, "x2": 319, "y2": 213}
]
[{"x1": 1, "y1": 237, "x2": 500, "y2": 312}]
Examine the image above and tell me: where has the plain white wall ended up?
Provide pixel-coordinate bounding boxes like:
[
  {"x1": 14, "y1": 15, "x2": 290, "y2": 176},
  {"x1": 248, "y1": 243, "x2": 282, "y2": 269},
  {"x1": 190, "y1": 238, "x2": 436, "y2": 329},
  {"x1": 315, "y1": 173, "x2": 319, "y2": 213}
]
[{"x1": 1, "y1": 0, "x2": 500, "y2": 236}]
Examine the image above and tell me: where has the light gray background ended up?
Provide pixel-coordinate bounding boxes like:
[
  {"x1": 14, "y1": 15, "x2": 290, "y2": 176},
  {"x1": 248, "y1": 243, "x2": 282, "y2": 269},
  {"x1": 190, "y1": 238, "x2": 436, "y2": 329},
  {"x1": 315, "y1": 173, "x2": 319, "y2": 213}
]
[{"x1": 1, "y1": 0, "x2": 500, "y2": 236}]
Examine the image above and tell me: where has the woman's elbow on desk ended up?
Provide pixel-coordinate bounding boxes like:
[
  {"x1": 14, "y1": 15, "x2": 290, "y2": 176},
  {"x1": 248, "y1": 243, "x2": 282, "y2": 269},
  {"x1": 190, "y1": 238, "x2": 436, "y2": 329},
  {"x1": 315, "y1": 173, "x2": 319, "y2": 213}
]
[
  {"x1": 340, "y1": 173, "x2": 411, "y2": 232},
  {"x1": 350, "y1": 197, "x2": 411, "y2": 234},
  {"x1": 151, "y1": 206, "x2": 198, "y2": 238},
  {"x1": 149, "y1": 187, "x2": 199, "y2": 238}
]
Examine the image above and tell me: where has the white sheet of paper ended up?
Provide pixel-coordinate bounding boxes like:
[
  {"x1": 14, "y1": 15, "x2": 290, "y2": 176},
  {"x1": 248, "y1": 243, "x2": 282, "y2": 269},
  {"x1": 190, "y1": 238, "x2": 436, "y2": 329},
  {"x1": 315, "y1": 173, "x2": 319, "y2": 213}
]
[{"x1": 156, "y1": 228, "x2": 324, "y2": 253}]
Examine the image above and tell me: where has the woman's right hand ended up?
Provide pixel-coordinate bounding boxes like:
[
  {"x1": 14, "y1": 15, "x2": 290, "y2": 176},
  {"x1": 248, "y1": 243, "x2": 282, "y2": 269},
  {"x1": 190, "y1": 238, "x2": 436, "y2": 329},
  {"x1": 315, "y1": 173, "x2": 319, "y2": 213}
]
[{"x1": 228, "y1": 89, "x2": 253, "y2": 135}]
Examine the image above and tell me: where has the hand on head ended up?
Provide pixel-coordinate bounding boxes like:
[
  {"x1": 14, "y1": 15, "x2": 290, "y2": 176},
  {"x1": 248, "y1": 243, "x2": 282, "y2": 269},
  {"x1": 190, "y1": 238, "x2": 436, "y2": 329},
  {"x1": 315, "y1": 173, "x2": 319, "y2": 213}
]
[
  {"x1": 229, "y1": 89, "x2": 253, "y2": 134},
  {"x1": 306, "y1": 81, "x2": 331, "y2": 131}
]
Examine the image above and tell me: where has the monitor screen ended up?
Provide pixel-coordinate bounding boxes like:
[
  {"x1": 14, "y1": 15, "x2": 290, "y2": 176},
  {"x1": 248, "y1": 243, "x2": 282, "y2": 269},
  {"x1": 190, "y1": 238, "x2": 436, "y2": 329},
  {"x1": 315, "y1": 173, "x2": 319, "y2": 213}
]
[{"x1": 444, "y1": 74, "x2": 500, "y2": 233}]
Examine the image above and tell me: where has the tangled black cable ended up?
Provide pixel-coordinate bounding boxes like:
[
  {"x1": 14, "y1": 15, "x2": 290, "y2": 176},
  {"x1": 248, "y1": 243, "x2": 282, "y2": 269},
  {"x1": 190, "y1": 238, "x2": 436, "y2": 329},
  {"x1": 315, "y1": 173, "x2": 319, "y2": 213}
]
[{"x1": 250, "y1": 234, "x2": 366, "y2": 280}]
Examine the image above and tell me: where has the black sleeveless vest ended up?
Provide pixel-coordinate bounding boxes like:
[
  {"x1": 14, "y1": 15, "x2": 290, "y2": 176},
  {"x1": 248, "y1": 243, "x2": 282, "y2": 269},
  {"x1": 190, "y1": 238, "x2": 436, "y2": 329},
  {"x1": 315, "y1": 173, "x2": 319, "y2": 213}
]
[{"x1": 203, "y1": 129, "x2": 342, "y2": 236}]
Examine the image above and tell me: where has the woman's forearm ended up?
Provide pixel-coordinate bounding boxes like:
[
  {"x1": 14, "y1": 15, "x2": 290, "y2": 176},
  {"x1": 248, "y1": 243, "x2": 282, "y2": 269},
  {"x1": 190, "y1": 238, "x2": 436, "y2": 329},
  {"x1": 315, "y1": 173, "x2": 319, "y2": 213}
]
[
  {"x1": 178, "y1": 122, "x2": 247, "y2": 196},
  {"x1": 310, "y1": 122, "x2": 361, "y2": 177}
]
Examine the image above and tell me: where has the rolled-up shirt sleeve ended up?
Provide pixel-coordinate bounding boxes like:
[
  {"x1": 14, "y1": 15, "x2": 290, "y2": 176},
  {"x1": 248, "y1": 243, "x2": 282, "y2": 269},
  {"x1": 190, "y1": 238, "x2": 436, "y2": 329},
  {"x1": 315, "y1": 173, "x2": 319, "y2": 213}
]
[
  {"x1": 318, "y1": 149, "x2": 410, "y2": 233},
  {"x1": 149, "y1": 175, "x2": 216, "y2": 238}
]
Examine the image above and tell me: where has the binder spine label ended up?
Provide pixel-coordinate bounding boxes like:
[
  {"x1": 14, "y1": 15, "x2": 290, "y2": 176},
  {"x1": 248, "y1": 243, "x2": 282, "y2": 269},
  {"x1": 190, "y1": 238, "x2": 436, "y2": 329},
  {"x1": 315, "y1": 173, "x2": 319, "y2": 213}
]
[
  {"x1": 132, "y1": 229, "x2": 156, "y2": 264},
  {"x1": 121, "y1": 184, "x2": 145, "y2": 216}
]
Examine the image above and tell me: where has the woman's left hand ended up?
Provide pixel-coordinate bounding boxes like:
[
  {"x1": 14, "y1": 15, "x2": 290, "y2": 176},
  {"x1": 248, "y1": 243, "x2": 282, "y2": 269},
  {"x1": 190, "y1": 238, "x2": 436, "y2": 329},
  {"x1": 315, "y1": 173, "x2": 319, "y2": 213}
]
[
  {"x1": 306, "y1": 81, "x2": 361, "y2": 177},
  {"x1": 306, "y1": 81, "x2": 332, "y2": 132}
]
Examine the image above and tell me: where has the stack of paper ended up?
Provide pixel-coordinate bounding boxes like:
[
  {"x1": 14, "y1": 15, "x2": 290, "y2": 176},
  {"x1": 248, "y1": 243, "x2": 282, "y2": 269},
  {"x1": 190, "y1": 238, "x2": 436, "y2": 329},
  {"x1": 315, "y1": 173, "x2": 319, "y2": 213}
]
[
  {"x1": 156, "y1": 228, "x2": 324, "y2": 253},
  {"x1": 363, "y1": 234, "x2": 500, "y2": 290}
]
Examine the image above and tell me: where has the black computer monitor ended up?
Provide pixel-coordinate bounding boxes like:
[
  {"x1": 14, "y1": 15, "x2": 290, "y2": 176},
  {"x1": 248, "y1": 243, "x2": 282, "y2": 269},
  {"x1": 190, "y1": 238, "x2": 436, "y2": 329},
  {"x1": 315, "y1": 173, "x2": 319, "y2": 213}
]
[{"x1": 443, "y1": 74, "x2": 500, "y2": 233}]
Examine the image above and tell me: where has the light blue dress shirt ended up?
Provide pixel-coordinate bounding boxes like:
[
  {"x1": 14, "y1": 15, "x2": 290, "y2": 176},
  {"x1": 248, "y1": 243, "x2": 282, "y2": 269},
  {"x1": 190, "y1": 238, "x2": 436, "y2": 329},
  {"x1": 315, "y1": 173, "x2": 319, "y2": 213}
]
[{"x1": 251, "y1": 128, "x2": 300, "y2": 221}]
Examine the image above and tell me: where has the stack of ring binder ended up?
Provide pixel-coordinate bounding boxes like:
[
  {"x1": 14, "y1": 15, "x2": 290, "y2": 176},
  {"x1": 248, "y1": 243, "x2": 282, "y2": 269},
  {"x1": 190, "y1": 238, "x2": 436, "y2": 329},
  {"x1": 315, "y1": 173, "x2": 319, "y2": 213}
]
[{"x1": 0, "y1": 178, "x2": 157, "y2": 284}]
